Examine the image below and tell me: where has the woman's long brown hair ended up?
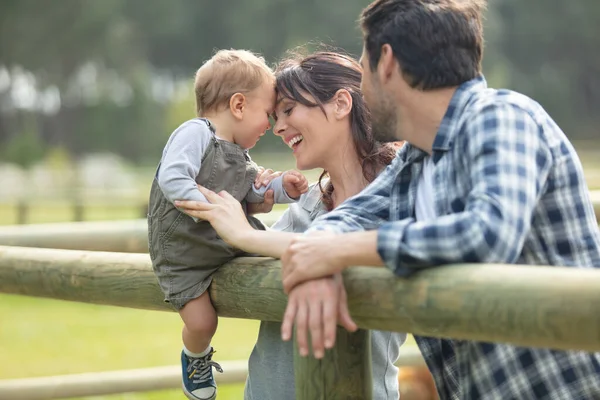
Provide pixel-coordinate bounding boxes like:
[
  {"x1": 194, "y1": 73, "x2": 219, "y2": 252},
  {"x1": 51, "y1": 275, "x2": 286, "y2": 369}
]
[{"x1": 275, "y1": 50, "x2": 399, "y2": 210}]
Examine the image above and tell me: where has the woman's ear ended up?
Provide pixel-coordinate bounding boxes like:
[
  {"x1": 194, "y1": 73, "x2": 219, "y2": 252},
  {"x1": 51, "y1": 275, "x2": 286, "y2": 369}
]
[
  {"x1": 229, "y1": 93, "x2": 246, "y2": 120},
  {"x1": 333, "y1": 89, "x2": 353, "y2": 120}
]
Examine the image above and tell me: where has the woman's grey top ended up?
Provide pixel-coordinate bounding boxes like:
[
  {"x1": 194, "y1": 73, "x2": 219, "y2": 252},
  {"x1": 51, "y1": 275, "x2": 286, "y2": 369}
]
[{"x1": 244, "y1": 183, "x2": 407, "y2": 400}]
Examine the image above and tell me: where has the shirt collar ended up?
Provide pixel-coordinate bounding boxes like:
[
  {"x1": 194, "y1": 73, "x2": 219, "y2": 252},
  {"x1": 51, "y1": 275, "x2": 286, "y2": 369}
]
[{"x1": 432, "y1": 75, "x2": 488, "y2": 152}]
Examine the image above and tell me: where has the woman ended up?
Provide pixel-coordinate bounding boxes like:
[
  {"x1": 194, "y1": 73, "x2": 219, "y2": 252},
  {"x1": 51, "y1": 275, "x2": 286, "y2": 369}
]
[{"x1": 176, "y1": 51, "x2": 405, "y2": 400}]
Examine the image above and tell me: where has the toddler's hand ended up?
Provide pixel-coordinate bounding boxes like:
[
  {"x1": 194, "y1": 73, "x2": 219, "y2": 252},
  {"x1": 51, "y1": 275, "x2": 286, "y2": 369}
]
[
  {"x1": 254, "y1": 166, "x2": 283, "y2": 189},
  {"x1": 282, "y1": 170, "x2": 309, "y2": 199}
]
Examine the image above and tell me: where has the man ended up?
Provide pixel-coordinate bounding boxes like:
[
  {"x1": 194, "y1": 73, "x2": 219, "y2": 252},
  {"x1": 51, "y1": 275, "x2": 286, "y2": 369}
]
[{"x1": 280, "y1": 0, "x2": 600, "y2": 399}]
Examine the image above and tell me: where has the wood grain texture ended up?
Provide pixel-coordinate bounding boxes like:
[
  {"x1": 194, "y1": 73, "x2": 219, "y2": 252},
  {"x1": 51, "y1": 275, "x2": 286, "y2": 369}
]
[
  {"x1": 1, "y1": 245, "x2": 600, "y2": 353},
  {"x1": 0, "y1": 213, "x2": 282, "y2": 253},
  {"x1": 591, "y1": 190, "x2": 600, "y2": 220},
  {"x1": 0, "y1": 361, "x2": 248, "y2": 400},
  {"x1": 0, "y1": 220, "x2": 150, "y2": 253},
  {"x1": 294, "y1": 328, "x2": 372, "y2": 400}
]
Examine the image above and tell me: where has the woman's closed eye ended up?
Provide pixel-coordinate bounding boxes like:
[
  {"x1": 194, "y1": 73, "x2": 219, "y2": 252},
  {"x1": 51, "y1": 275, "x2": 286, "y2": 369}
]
[{"x1": 283, "y1": 106, "x2": 294, "y2": 116}]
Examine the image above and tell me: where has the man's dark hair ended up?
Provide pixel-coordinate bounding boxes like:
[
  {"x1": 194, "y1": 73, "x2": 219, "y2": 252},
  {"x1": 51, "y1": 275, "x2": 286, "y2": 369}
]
[{"x1": 360, "y1": 0, "x2": 486, "y2": 90}]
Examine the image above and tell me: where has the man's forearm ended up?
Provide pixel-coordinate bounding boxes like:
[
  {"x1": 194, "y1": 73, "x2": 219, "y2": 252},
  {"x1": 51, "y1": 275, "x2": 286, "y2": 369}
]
[{"x1": 331, "y1": 230, "x2": 385, "y2": 269}]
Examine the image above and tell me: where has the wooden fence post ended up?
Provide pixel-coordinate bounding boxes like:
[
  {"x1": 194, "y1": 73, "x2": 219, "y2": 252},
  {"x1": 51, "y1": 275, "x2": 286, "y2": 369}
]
[
  {"x1": 72, "y1": 201, "x2": 84, "y2": 222},
  {"x1": 16, "y1": 201, "x2": 28, "y2": 224},
  {"x1": 294, "y1": 328, "x2": 372, "y2": 400}
]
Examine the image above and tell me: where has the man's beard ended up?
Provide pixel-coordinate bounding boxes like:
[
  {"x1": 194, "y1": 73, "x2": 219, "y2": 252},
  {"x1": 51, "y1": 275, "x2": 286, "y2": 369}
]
[{"x1": 371, "y1": 96, "x2": 399, "y2": 143}]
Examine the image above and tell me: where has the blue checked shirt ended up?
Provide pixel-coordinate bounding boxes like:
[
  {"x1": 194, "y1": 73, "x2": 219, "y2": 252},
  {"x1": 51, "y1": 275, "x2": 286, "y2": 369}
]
[{"x1": 307, "y1": 76, "x2": 600, "y2": 399}]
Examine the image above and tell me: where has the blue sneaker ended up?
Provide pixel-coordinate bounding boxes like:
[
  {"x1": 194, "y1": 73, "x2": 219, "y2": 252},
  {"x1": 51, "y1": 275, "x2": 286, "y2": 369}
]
[{"x1": 181, "y1": 348, "x2": 223, "y2": 400}]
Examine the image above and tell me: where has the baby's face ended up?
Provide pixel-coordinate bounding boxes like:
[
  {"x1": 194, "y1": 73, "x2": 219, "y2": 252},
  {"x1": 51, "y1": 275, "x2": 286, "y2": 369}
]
[{"x1": 233, "y1": 82, "x2": 275, "y2": 149}]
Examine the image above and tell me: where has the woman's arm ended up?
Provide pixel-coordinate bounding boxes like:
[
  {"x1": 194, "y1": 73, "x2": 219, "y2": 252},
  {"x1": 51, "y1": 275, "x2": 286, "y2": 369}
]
[
  {"x1": 175, "y1": 185, "x2": 299, "y2": 259},
  {"x1": 234, "y1": 228, "x2": 298, "y2": 259}
]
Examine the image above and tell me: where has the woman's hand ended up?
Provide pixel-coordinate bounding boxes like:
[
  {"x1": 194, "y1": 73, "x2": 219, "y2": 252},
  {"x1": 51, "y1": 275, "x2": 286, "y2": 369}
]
[
  {"x1": 280, "y1": 275, "x2": 357, "y2": 358},
  {"x1": 175, "y1": 186, "x2": 253, "y2": 246}
]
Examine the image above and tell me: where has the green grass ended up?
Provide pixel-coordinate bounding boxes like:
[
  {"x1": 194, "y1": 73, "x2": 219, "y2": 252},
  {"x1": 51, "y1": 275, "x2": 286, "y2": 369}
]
[
  {"x1": 0, "y1": 203, "x2": 145, "y2": 226},
  {"x1": 0, "y1": 293, "x2": 257, "y2": 399}
]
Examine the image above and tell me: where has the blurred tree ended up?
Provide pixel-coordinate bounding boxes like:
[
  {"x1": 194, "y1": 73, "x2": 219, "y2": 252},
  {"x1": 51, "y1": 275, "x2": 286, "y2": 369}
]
[
  {"x1": 488, "y1": 0, "x2": 600, "y2": 138},
  {"x1": 0, "y1": 0, "x2": 598, "y2": 165},
  {"x1": 2, "y1": 114, "x2": 45, "y2": 169}
]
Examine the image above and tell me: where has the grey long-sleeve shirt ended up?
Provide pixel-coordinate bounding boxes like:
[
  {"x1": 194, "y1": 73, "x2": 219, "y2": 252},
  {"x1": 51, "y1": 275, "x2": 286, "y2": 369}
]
[{"x1": 157, "y1": 119, "x2": 294, "y2": 215}]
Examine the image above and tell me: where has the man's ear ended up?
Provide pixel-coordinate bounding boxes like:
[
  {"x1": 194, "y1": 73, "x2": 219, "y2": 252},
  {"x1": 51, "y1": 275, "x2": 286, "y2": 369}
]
[
  {"x1": 229, "y1": 93, "x2": 246, "y2": 120},
  {"x1": 378, "y1": 44, "x2": 397, "y2": 84},
  {"x1": 333, "y1": 89, "x2": 353, "y2": 120}
]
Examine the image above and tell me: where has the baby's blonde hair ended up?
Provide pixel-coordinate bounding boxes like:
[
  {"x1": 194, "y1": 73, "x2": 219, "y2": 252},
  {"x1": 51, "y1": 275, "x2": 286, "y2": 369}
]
[{"x1": 194, "y1": 49, "x2": 275, "y2": 116}]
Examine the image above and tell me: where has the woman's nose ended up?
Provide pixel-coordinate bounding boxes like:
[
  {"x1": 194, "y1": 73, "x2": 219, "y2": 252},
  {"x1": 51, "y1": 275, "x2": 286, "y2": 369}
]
[{"x1": 273, "y1": 119, "x2": 285, "y2": 136}]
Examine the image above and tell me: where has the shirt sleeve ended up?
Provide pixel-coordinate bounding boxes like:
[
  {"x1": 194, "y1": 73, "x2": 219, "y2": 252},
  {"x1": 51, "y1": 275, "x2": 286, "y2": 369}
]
[
  {"x1": 304, "y1": 156, "x2": 401, "y2": 234},
  {"x1": 157, "y1": 121, "x2": 212, "y2": 220},
  {"x1": 377, "y1": 103, "x2": 553, "y2": 276},
  {"x1": 245, "y1": 173, "x2": 296, "y2": 204}
]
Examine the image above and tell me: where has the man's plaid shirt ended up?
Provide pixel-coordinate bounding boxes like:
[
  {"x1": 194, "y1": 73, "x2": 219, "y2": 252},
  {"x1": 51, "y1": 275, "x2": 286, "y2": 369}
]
[{"x1": 308, "y1": 76, "x2": 600, "y2": 399}]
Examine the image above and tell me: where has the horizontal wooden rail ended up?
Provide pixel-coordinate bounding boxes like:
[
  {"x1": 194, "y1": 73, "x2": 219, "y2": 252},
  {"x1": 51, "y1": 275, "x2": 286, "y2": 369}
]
[
  {"x1": 0, "y1": 213, "x2": 284, "y2": 252},
  {"x1": 0, "y1": 220, "x2": 149, "y2": 252},
  {"x1": 0, "y1": 191, "x2": 596, "y2": 253},
  {"x1": 0, "y1": 348, "x2": 427, "y2": 400},
  {"x1": 0, "y1": 361, "x2": 247, "y2": 400},
  {"x1": 591, "y1": 189, "x2": 600, "y2": 218},
  {"x1": 1, "y1": 245, "x2": 600, "y2": 352}
]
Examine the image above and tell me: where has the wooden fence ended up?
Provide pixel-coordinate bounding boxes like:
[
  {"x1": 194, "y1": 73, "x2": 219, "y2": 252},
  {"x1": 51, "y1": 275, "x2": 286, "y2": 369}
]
[
  {"x1": 0, "y1": 190, "x2": 598, "y2": 399},
  {"x1": 0, "y1": 347, "x2": 427, "y2": 400},
  {"x1": 2, "y1": 245, "x2": 600, "y2": 399},
  {"x1": 3, "y1": 188, "x2": 598, "y2": 226},
  {"x1": 0, "y1": 189, "x2": 597, "y2": 253}
]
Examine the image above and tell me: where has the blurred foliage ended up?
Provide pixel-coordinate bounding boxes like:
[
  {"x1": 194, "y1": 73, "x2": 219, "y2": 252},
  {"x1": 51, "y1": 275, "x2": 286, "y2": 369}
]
[
  {"x1": 486, "y1": 0, "x2": 600, "y2": 138},
  {"x1": 2, "y1": 114, "x2": 45, "y2": 169},
  {"x1": 44, "y1": 146, "x2": 72, "y2": 170},
  {"x1": 0, "y1": 0, "x2": 598, "y2": 167}
]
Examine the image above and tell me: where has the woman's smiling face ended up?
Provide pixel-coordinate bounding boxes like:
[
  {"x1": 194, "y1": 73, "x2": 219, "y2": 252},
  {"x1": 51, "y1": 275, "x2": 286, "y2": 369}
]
[{"x1": 272, "y1": 93, "x2": 342, "y2": 171}]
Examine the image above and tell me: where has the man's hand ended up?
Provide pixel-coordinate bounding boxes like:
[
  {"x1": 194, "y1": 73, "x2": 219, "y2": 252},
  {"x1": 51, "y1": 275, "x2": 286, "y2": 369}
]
[
  {"x1": 282, "y1": 231, "x2": 384, "y2": 293},
  {"x1": 282, "y1": 170, "x2": 309, "y2": 199},
  {"x1": 281, "y1": 232, "x2": 347, "y2": 293},
  {"x1": 281, "y1": 276, "x2": 357, "y2": 358}
]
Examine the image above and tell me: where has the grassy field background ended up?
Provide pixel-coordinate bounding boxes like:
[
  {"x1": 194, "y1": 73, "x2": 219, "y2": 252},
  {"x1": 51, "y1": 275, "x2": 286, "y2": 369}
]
[
  {"x1": 1, "y1": 145, "x2": 598, "y2": 399},
  {"x1": 0, "y1": 293, "x2": 254, "y2": 399}
]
